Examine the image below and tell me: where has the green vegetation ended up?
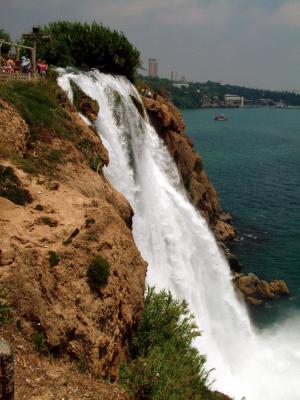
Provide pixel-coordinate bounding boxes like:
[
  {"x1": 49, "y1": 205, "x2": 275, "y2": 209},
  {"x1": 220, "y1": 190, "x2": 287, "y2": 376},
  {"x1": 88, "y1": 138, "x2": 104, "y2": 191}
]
[
  {"x1": 28, "y1": 21, "x2": 141, "y2": 82},
  {"x1": 85, "y1": 217, "x2": 95, "y2": 228},
  {"x1": 48, "y1": 251, "x2": 60, "y2": 267},
  {"x1": 87, "y1": 255, "x2": 110, "y2": 287},
  {"x1": 32, "y1": 331, "x2": 47, "y2": 353},
  {"x1": 40, "y1": 216, "x2": 58, "y2": 227},
  {"x1": 120, "y1": 287, "x2": 218, "y2": 400},
  {"x1": 0, "y1": 81, "x2": 65, "y2": 136},
  {"x1": 34, "y1": 204, "x2": 44, "y2": 211},
  {"x1": 0, "y1": 165, "x2": 32, "y2": 205},
  {"x1": 0, "y1": 289, "x2": 11, "y2": 326},
  {"x1": 0, "y1": 28, "x2": 11, "y2": 54},
  {"x1": 140, "y1": 76, "x2": 300, "y2": 109},
  {"x1": 76, "y1": 359, "x2": 88, "y2": 374},
  {"x1": 77, "y1": 138, "x2": 103, "y2": 174},
  {"x1": 16, "y1": 156, "x2": 39, "y2": 175}
]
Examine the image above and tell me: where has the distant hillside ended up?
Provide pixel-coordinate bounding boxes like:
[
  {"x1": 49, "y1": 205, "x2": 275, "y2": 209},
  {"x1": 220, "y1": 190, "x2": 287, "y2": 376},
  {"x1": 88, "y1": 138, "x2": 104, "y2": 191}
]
[{"x1": 138, "y1": 76, "x2": 300, "y2": 109}]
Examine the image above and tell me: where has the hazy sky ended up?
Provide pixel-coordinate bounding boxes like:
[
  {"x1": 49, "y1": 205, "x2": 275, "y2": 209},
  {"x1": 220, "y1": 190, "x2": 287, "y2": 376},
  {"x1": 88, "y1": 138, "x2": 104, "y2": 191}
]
[{"x1": 1, "y1": 0, "x2": 300, "y2": 90}]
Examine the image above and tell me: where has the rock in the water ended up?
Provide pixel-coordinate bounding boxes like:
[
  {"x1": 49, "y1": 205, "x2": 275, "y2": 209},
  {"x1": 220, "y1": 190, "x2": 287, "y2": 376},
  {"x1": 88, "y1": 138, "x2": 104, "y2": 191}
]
[
  {"x1": 256, "y1": 280, "x2": 275, "y2": 299},
  {"x1": 270, "y1": 280, "x2": 290, "y2": 296},
  {"x1": 213, "y1": 220, "x2": 236, "y2": 243},
  {"x1": 236, "y1": 274, "x2": 259, "y2": 297},
  {"x1": 234, "y1": 273, "x2": 290, "y2": 306},
  {"x1": 0, "y1": 339, "x2": 14, "y2": 399},
  {"x1": 246, "y1": 296, "x2": 264, "y2": 306}
]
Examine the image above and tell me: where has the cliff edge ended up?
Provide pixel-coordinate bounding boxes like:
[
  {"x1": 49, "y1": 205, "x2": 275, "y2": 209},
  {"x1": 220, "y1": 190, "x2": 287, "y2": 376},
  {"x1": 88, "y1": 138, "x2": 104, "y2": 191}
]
[{"x1": 0, "y1": 83, "x2": 146, "y2": 398}]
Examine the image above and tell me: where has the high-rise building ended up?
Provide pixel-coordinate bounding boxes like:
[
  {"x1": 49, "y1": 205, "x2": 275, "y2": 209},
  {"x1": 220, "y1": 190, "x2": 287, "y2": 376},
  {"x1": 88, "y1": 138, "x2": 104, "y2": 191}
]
[
  {"x1": 148, "y1": 58, "x2": 158, "y2": 77},
  {"x1": 171, "y1": 71, "x2": 178, "y2": 81}
]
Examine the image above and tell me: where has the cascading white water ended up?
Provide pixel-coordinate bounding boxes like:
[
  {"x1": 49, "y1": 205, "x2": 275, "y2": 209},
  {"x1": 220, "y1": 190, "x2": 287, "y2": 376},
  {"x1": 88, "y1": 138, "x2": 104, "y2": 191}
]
[{"x1": 58, "y1": 70, "x2": 300, "y2": 400}]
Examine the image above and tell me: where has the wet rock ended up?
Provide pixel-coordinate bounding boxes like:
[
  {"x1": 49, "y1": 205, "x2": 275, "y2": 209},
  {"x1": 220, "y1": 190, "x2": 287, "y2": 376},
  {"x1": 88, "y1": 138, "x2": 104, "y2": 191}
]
[
  {"x1": 246, "y1": 296, "x2": 264, "y2": 306},
  {"x1": 218, "y1": 242, "x2": 242, "y2": 272},
  {"x1": 236, "y1": 274, "x2": 259, "y2": 297},
  {"x1": 219, "y1": 212, "x2": 233, "y2": 224},
  {"x1": 256, "y1": 280, "x2": 275, "y2": 299},
  {"x1": 213, "y1": 220, "x2": 236, "y2": 243},
  {"x1": 234, "y1": 273, "x2": 290, "y2": 305},
  {"x1": 270, "y1": 280, "x2": 290, "y2": 296},
  {"x1": 70, "y1": 80, "x2": 99, "y2": 122}
]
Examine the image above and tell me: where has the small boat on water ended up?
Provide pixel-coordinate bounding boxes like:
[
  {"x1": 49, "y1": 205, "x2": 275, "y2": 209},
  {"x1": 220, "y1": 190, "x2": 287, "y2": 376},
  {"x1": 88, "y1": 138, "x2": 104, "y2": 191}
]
[{"x1": 214, "y1": 113, "x2": 228, "y2": 121}]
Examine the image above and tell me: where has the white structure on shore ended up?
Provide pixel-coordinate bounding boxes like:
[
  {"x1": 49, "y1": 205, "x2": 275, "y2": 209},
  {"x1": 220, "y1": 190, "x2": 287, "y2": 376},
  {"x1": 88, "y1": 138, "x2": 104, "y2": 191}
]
[{"x1": 224, "y1": 94, "x2": 244, "y2": 107}]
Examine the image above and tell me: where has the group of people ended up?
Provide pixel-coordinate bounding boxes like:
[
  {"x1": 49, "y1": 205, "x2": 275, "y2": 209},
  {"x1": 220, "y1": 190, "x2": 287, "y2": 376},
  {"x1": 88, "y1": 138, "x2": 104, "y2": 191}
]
[{"x1": 0, "y1": 54, "x2": 48, "y2": 76}]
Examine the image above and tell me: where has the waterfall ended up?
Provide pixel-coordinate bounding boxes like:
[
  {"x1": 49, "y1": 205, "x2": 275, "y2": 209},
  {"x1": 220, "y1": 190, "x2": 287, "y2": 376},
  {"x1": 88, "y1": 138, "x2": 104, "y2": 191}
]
[{"x1": 58, "y1": 70, "x2": 300, "y2": 400}]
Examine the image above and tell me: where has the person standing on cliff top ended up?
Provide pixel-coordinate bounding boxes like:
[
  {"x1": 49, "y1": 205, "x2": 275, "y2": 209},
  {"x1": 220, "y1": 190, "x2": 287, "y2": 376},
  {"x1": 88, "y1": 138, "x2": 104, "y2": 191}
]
[
  {"x1": 39, "y1": 60, "x2": 48, "y2": 76},
  {"x1": 6, "y1": 57, "x2": 15, "y2": 73},
  {"x1": 21, "y1": 56, "x2": 31, "y2": 73}
]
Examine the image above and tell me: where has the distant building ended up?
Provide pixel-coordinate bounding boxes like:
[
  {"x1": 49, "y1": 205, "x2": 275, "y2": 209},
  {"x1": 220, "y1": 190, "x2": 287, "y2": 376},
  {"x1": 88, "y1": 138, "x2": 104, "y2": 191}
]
[
  {"x1": 224, "y1": 94, "x2": 244, "y2": 107},
  {"x1": 171, "y1": 70, "x2": 178, "y2": 81},
  {"x1": 173, "y1": 83, "x2": 189, "y2": 89},
  {"x1": 259, "y1": 98, "x2": 274, "y2": 106},
  {"x1": 148, "y1": 58, "x2": 158, "y2": 77}
]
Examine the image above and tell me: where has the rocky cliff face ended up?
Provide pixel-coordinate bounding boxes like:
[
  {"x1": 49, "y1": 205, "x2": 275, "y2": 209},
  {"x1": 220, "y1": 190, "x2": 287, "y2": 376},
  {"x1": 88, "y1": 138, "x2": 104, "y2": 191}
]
[
  {"x1": 143, "y1": 95, "x2": 235, "y2": 243},
  {"x1": 0, "y1": 91, "x2": 146, "y2": 398}
]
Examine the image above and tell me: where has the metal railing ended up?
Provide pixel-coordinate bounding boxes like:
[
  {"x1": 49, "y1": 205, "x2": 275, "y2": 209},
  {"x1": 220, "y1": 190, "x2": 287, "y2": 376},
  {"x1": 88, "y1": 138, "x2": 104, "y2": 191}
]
[{"x1": 0, "y1": 71, "x2": 41, "y2": 83}]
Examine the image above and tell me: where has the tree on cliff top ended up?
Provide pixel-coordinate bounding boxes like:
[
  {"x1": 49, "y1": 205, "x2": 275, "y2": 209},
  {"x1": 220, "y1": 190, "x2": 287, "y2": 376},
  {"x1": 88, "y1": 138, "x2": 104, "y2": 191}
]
[
  {"x1": 31, "y1": 21, "x2": 141, "y2": 82},
  {"x1": 0, "y1": 28, "x2": 11, "y2": 54}
]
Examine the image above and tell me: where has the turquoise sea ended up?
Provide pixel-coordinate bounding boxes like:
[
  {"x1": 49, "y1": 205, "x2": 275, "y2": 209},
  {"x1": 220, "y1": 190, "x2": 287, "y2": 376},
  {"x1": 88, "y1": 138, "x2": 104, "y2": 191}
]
[{"x1": 182, "y1": 108, "x2": 300, "y2": 327}]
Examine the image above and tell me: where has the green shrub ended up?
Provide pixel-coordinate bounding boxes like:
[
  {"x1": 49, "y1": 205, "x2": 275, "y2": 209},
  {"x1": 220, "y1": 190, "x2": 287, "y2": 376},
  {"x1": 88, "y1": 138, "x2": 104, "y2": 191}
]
[
  {"x1": 46, "y1": 149, "x2": 64, "y2": 164},
  {"x1": 77, "y1": 138, "x2": 103, "y2": 174},
  {"x1": 0, "y1": 28, "x2": 11, "y2": 54},
  {"x1": 48, "y1": 251, "x2": 60, "y2": 267},
  {"x1": 87, "y1": 256, "x2": 110, "y2": 287},
  {"x1": 85, "y1": 217, "x2": 95, "y2": 228},
  {"x1": 76, "y1": 359, "x2": 88, "y2": 374},
  {"x1": 0, "y1": 165, "x2": 32, "y2": 205},
  {"x1": 34, "y1": 204, "x2": 44, "y2": 211},
  {"x1": 32, "y1": 331, "x2": 47, "y2": 353},
  {"x1": 0, "y1": 289, "x2": 11, "y2": 326},
  {"x1": 40, "y1": 216, "x2": 58, "y2": 227},
  {"x1": 119, "y1": 287, "x2": 217, "y2": 400},
  {"x1": 16, "y1": 156, "x2": 39, "y2": 175}
]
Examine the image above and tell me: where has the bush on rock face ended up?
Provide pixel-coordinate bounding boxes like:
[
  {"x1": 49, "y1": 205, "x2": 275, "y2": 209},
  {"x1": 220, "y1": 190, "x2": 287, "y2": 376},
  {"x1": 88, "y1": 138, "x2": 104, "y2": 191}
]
[
  {"x1": 0, "y1": 165, "x2": 32, "y2": 205},
  {"x1": 48, "y1": 251, "x2": 60, "y2": 267},
  {"x1": 120, "y1": 287, "x2": 218, "y2": 400},
  {"x1": 87, "y1": 256, "x2": 110, "y2": 287}
]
